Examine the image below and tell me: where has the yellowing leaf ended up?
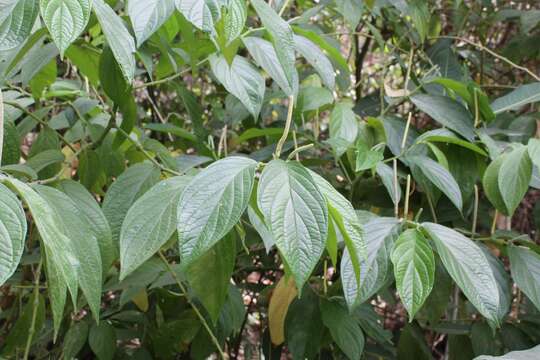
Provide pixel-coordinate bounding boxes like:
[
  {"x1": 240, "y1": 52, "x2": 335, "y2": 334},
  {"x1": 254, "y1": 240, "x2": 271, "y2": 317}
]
[
  {"x1": 268, "y1": 276, "x2": 297, "y2": 345},
  {"x1": 132, "y1": 289, "x2": 149, "y2": 312}
]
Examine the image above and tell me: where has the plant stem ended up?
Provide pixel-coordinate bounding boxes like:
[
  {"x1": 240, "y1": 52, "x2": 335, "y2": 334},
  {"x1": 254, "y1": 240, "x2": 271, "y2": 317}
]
[
  {"x1": 274, "y1": 95, "x2": 295, "y2": 159},
  {"x1": 403, "y1": 175, "x2": 411, "y2": 219},
  {"x1": 0, "y1": 89, "x2": 3, "y2": 167},
  {"x1": 23, "y1": 259, "x2": 43, "y2": 360},
  {"x1": 471, "y1": 185, "x2": 479, "y2": 239},
  {"x1": 114, "y1": 127, "x2": 182, "y2": 176},
  {"x1": 134, "y1": 58, "x2": 209, "y2": 89},
  {"x1": 3, "y1": 101, "x2": 78, "y2": 153},
  {"x1": 431, "y1": 35, "x2": 540, "y2": 82},
  {"x1": 393, "y1": 159, "x2": 399, "y2": 218},
  {"x1": 157, "y1": 251, "x2": 227, "y2": 359},
  {"x1": 287, "y1": 143, "x2": 314, "y2": 161}
]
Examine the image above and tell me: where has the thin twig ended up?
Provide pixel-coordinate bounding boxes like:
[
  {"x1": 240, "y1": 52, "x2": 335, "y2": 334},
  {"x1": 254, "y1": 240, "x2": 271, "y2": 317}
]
[
  {"x1": 287, "y1": 143, "x2": 314, "y2": 161},
  {"x1": 115, "y1": 127, "x2": 181, "y2": 176},
  {"x1": 134, "y1": 58, "x2": 209, "y2": 89},
  {"x1": 403, "y1": 175, "x2": 411, "y2": 219},
  {"x1": 471, "y1": 185, "x2": 479, "y2": 238},
  {"x1": 431, "y1": 35, "x2": 540, "y2": 82},
  {"x1": 393, "y1": 159, "x2": 399, "y2": 218},
  {"x1": 3, "y1": 101, "x2": 78, "y2": 153},
  {"x1": 274, "y1": 95, "x2": 295, "y2": 159},
  {"x1": 0, "y1": 89, "x2": 4, "y2": 167},
  {"x1": 157, "y1": 251, "x2": 226, "y2": 359},
  {"x1": 23, "y1": 259, "x2": 43, "y2": 360}
]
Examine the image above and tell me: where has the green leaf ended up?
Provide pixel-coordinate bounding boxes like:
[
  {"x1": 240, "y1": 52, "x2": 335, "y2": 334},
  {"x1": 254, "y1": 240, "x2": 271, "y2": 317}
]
[
  {"x1": 64, "y1": 43, "x2": 101, "y2": 86},
  {"x1": 186, "y1": 232, "x2": 236, "y2": 323},
  {"x1": 223, "y1": 0, "x2": 246, "y2": 44},
  {"x1": 293, "y1": 34, "x2": 335, "y2": 89},
  {"x1": 243, "y1": 36, "x2": 295, "y2": 96},
  {"x1": 247, "y1": 205, "x2": 275, "y2": 252},
  {"x1": 1, "y1": 292, "x2": 46, "y2": 356},
  {"x1": 335, "y1": 0, "x2": 364, "y2": 29},
  {"x1": 128, "y1": 0, "x2": 175, "y2": 46},
  {"x1": 0, "y1": 0, "x2": 40, "y2": 51},
  {"x1": 498, "y1": 145, "x2": 532, "y2": 215},
  {"x1": 490, "y1": 82, "x2": 540, "y2": 114},
  {"x1": 528, "y1": 138, "x2": 540, "y2": 171},
  {"x1": 40, "y1": 0, "x2": 92, "y2": 56},
  {"x1": 89, "y1": 322, "x2": 116, "y2": 360},
  {"x1": 391, "y1": 228, "x2": 435, "y2": 319},
  {"x1": 57, "y1": 180, "x2": 115, "y2": 277},
  {"x1": 36, "y1": 185, "x2": 103, "y2": 320},
  {"x1": 209, "y1": 54, "x2": 265, "y2": 118},
  {"x1": 3, "y1": 178, "x2": 79, "y2": 334},
  {"x1": 258, "y1": 160, "x2": 328, "y2": 291},
  {"x1": 422, "y1": 223, "x2": 501, "y2": 326},
  {"x1": 356, "y1": 141, "x2": 384, "y2": 171},
  {"x1": 93, "y1": 0, "x2": 136, "y2": 82},
  {"x1": 251, "y1": 0, "x2": 298, "y2": 97},
  {"x1": 310, "y1": 171, "x2": 366, "y2": 287},
  {"x1": 415, "y1": 129, "x2": 487, "y2": 156},
  {"x1": 292, "y1": 26, "x2": 349, "y2": 72},
  {"x1": 236, "y1": 127, "x2": 284, "y2": 143},
  {"x1": 2, "y1": 120, "x2": 21, "y2": 166},
  {"x1": 0, "y1": 183, "x2": 26, "y2": 286},
  {"x1": 285, "y1": 287, "x2": 323, "y2": 360},
  {"x1": 376, "y1": 162, "x2": 401, "y2": 206},
  {"x1": 320, "y1": 299, "x2": 365, "y2": 360},
  {"x1": 341, "y1": 217, "x2": 399, "y2": 308},
  {"x1": 474, "y1": 345, "x2": 540, "y2": 360},
  {"x1": 175, "y1": 0, "x2": 220, "y2": 33},
  {"x1": 508, "y1": 245, "x2": 540, "y2": 312},
  {"x1": 408, "y1": 155, "x2": 463, "y2": 212},
  {"x1": 482, "y1": 154, "x2": 509, "y2": 215},
  {"x1": 26, "y1": 149, "x2": 65, "y2": 174},
  {"x1": 329, "y1": 102, "x2": 358, "y2": 157},
  {"x1": 63, "y1": 321, "x2": 89, "y2": 360},
  {"x1": 480, "y1": 244, "x2": 511, "y2": 327},
  {"x1": 144, "y1": 123, "x2": 197, "y2": 142},
  {"x1": 411, "y1": 94, "x2": 476, "y2": 141},
  {"x1": 177, "y1": 156, "x2": 256, "y2": 269},
  {"x1": 120, "y1": 176, "x2": 191, "y2": 279},
  {"x1": 102, "y1": 162, "x2": 161, "y2": 246}
]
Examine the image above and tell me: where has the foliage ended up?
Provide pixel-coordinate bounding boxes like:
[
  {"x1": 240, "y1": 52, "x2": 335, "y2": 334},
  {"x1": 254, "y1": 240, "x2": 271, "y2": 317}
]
[{"x1": 1, "y1": 0, "x2": 540, "y2": 359}]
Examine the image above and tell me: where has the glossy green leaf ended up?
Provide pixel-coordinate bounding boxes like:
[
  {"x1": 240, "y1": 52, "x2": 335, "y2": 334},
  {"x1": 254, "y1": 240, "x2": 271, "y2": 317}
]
[
  {"x1": 423, "y1": 223, "x2": 501, "y2": 326},
  {"x1": 243, "y1": 36, "x2": 295, "y2": 96},
  {"x1": 408, "y1": 155, "x2": 463, "y2": 211},
  {"x1": 209, "y1": 54, "x2": 265, "y2": 118},
  {"x1": 293, "y1": 34, "x2": 335, "y2": 89},
  {"x1": 247, "y1": 205, "x2": 275, "y2": 252},
  {"x1": 186, "y1": 232, "x2": 236, "y2": 323},
  {"x1": 40, "y1": 0, "x2": 92, "y2": 56},
  {"x1": 321, "y1": 299, "x2": 365, "y2": 360},
  {"x1": 341, "y1": 217, "x2": 399, "y2": 308},
  {"x1": 415, "y1": 129, "x2": 487, "y2": 156},
  {"x1": 89, "y1": 322, "x2": 116, "y2": 360},
  {"x1": 177, "y1": 156, "x2": 256, "y2": 269},
  {"x1": 57, "y1": 180, "x2": 115, "y2": 276},
  {"x1": 93, "y1": 0, "x2": 136, "y2": 82},
  {"x1": 498, "y1": 145, "x2": 532, "y2": 215},
  {"x1": 102, "y1": 162, "x2": 161, "y2": 246},
  {"x1": 329, "y1": 102, "x2": 358, "y2": 157},
  {"x1": 128, "y1": 0, "x2": 175, "y2": 46},
  {"x1": 36, "y1": 185, "x2": 102, "y2": 320},
  {"x1": 490, "y1": 82, "x2": 540, "y2": 114},
  {"x1": 508, "y1": 245, "x2": 540, "y2": 312},
  {"x1": 391, "y1": 229, "x2": 435, "y2": 319},
  {"x1": 0, "y1": 183, "x2": 26, "y2": 286},
  {"x1": 310, "y1": 171, "x2": 366, "y2": 286},
  {"x1": 251, "y1": 0, "x2": 298, "y2": 97},
  {"x1": 258, "y1": 160, "x2": 328, "y2": 291},
  {"x1": 411, "y1": 94, "x2": 475, "y2": 141},
  {"x1": 0, "y1": 0, "x2": 39, "y2": 51},
  {"x1": 120, "y1": 176, "x2": 191, "y2": 279}
]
